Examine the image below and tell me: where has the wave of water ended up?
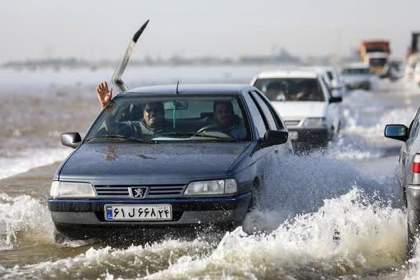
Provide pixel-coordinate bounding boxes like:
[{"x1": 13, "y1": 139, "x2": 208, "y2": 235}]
[
  {"x1": 341, "y1": 89, "x2": 417, "y2": 140},
  {"x1": 0, "y1": 148, "x2": 69, "y2": 180},
  {"x1": 0, "y1": 153, "x2": 408, "y2": 279},
  {"x1": 0, "y1": 187, "x2": 405, "y2": 280},
  {"x1": 148, "y1": 188, "x2": 405, "y2": 280},
  {"x1": 0, "y1": 193, "x2": 55, "y2": 250}
]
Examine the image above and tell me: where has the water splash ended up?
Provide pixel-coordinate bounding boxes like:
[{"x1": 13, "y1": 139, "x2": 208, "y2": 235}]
[
  {"x1": 0, "y1": 238, "x2": 213, "y2": 279},
  {"x1": 0, "y1": 148, "x2": 69, "y2": 180},
  {"x1": 146, "y1": 188, "x2": 405, "y2": 280},
  {"x1": 0, "y1": 193, "x2": 55, "y2": 250}
]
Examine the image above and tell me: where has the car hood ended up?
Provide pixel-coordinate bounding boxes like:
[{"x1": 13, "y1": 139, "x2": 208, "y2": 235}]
[
  {"x1": 58, "y1": 142, "x2": 252, "y2": 184},
  {"x1": 271, "y1": 101, "x2": 327, "y2": 119}
]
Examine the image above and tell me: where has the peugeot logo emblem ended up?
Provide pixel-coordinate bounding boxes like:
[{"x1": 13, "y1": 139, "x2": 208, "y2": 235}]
[{"x1": 129, "y1": 186, "x2": 148, "y2": 199}]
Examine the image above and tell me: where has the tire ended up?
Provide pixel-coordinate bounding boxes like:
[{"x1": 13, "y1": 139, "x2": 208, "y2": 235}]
[
  {"x1": 54, "y1": 230, "x2": 68, "y2": 244},
  {"x1": 248, "y1": 178, "x2": 260, "y2": 212},
  {"x1": 407, "y1": 210, "x2": 420, "y2": 258},
  {"x1": 54, "y1": 224, "x2": 91, "y2": 240}
]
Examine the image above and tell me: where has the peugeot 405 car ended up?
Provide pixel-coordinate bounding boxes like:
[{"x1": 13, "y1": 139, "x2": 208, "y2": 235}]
[
  {"x1": 251, "y1": 69, "x2": 342, "y2": 150},
  {"x1": 49, "y1": 84, "x2": 292, "y2": 239}
]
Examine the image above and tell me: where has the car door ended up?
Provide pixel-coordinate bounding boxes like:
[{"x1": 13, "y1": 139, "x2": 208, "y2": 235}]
[
  {"x1": 319, "y1": 76, "x2": 339, "y2": 135},
  {"x1": 403, "y1": 110, "x2": 420, "y2": 188},
  {"x1": 242, "y1": 90, "x2": 278, "y2": 189},
  {"x1": 251, "y1": 90, "x2": 291, "y2": 155}
]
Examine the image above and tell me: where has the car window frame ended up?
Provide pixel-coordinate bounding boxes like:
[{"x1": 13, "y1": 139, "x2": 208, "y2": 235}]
[
  {"x1": 84, "y1": 93, "x2": 254, "y2": 143},
  {"x1": 409, "y1": 109, "x2": 420, "y2": 140},
  {"x1": 251, "y1": 90, "x2": 284, "y2": 130},
  {"x1": 319, "y1": 76, "x2": 332, "y2": 99},
  {"x1": 243, "y1": 91, "x2": 269, "y2": 138}
]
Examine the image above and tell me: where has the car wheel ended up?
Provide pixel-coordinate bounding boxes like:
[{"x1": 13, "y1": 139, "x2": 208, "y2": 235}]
[
  {"x1": 407, "y1": 209, "x2": 420, "y2": 258},
  {"x1": 248, "y1": 178, "x2": 260, "y2": 212},
  {"x1": 54, "y1": 224, "x2": 90, "y2": 240},
  {"x1": 54, "y1": 229, "x2": 68, "y2": 244}
]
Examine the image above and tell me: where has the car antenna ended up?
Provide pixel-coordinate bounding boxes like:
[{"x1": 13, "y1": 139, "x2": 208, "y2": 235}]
[{"x1": 176, "y1": 80, "x2": 180, "y2": 94}]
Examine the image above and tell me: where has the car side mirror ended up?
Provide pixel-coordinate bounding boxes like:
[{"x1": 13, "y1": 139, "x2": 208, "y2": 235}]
[
  {"x1": 262, "y1": 130, "x2": 288, "y2": 148},
  {"x1": 329, "y1": 96, "x2": 343, "y2": 103},
  {"x1": 61, "y1": 132, "x2": 82, "y2": 148},
  {"x1": 384, "y1": 124, "x2": 408, "y2": 142}
]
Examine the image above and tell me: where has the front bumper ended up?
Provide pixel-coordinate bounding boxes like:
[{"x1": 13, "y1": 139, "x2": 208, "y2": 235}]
[
  {"x1": 48, "y1": 192, "x2": 251, "y2": 230},
  {"x1": 346, "y1": 80, "x2": 371, "y2": 90},
  {"x1": 288, "y1": 128, "x2": 329, "y2": 149}
]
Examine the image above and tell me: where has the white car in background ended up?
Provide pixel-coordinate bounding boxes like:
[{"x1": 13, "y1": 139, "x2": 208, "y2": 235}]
[
  {"x1": 341, "y1": 63, "x2": 375, "y2": 90},
  {"x1": 312, "y1": 66, "x2": 346, "y2": 97},
  {"x1": 251, "y1": 69, "x2": 342, "y2": 149}
]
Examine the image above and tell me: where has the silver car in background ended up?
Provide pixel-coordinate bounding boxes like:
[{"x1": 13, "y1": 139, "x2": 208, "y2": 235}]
[{"x1": 341, "y1": 63, "x2": 375, "y2": 90}]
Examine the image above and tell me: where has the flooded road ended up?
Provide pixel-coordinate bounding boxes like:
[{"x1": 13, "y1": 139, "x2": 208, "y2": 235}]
[{"x1": 1, "y1": 66, "x2": 420, "y2": 279}]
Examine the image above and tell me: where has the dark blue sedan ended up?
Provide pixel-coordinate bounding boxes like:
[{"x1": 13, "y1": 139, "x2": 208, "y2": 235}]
[{"x1": 48, "y1": 84, "x2": 292, "y2": 239}]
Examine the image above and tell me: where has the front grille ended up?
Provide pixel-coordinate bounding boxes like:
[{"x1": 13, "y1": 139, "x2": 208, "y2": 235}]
[
  {"x1": 284, "y1": 120, "x2": 301, "y2": 127},
  {"x1": 95, "y1": 186, "x2": 129, "y2": 197},
  {"x1": 94, "y1": 185, "x2": 185, "y2": 198}
]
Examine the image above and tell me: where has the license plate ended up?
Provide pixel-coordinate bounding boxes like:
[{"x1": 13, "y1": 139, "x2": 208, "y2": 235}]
[
  {"x1": 289, "y1": 131, "x2": 298, "y2": 140},
  {"x1": 104, "y1": 204, "x2": 172, "y2": 221}
]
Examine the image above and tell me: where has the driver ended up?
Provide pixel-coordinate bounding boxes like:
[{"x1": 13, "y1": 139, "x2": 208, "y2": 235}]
[
  {"x1": 97, "y1": 81, "x2": 169, "y2": 138},
  {"x1": 201, "y1": 101, "x2": 247, "y2": 140}
]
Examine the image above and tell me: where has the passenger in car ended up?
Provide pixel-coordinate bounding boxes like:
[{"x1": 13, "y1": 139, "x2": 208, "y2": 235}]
[
  {"x1": 96, "y1": 81, "x2": 246, "y2": 140},
  {"x1": 199, "y1": 101, "x2": 247, "y2": 140},
  {"x1": 96, "y1": 81, "x2": 170, "y2": 138}
]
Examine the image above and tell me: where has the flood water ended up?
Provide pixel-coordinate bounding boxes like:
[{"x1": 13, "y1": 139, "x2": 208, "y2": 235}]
[{"x1": 1, "y1": 65, "x2": 420, "y2": 279}]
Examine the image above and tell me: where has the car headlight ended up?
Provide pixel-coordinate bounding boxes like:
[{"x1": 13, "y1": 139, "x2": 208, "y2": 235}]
[
  {"x1": 184, "y1": 179, "x2": 237, "y2": 196},
  {"x1": 303, "y1": 117, "x2": 327, "y2": 128},
  {"x1": 50, "y1": 181, "x2": 96, "y2": 198}
]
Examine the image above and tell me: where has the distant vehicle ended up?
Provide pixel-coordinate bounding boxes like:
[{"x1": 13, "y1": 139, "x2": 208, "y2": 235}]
[
  {"x1": 384, "y1": 111, "x2": 420, "y2": 256},
  {"x1": 359, "y1": 40, "x2": 391, "y2": 76},
  {"x1": 415, "y1": 63, "x2": 420, "y2": 86},
  {"x1": 386, "y1": 60, "x2": 405, "y2": 81},
  {"x1": 405, "y1": 54, "x2": 420, "y2": 82},
  {"x1": 251, "y1": 69, "x2": 342, "y2": 150},
  {"x1": 404, "y1": 32, "x2": 420, "y2": 82},
  {"x1": 407, "y1": 32, "x2": 420, "y2": 58},
  {"x1": 341, "y1": 63, "x2": 375, "y2": 90},
  {"x1": 313, "y1": 66, "x2": 346, "y2": 97},
  {"x1": 48, "y1": 84, "x2": 292, "y2": 239}
]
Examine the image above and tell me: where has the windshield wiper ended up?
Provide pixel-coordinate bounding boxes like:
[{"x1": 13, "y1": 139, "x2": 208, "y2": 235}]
[
  {"x1": 86, "y1": 135, "x2": 154, "y2": 143},
  {"x1": 155, "y1": 132, "x2": 195, "y2": 138},
  {"x1": 192, "y1": 134, "x2": 237, "y2": 142},
  {"x1": 155, "y1": 131, "x2": 237, "y2": 142}
]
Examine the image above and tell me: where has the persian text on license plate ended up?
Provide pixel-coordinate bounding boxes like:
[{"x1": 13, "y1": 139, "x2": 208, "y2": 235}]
[{"x1": 105, "y1": 204, "x2": 172, "y2": 221}]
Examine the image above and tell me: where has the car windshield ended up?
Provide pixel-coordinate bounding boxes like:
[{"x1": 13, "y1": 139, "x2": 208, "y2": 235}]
[
  {"x1": 342, "y1": 68, "x2": 370, "y2": 75},
  {"x1": 253, "y1": 78, "x2": 325, "y2": 102},
  {"x1": 369, "y1": 58, "x2": 387, "y2": 67},
  {"x1": 85, "y1": 95, "x2": 250, "y2": 143}
]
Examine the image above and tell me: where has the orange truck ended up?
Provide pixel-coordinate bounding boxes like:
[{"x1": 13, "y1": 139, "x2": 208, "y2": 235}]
[{"x1": 359, "y1": 40, "x2": 391, "y2": 76}]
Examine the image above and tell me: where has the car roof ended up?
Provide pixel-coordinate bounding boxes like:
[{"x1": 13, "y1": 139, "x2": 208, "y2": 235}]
[
  {"x1": 254, "y1": 68, "x2": 319, "y2": 79},
  {"x1": 342, "y1": 63, "x2": 370, "y2": 69},
  {"x1": 307, "y1": 66, "x2": 337, "y2": 73},
  {"x1": 124, "y1": 84, "x2": 254, "y2": 96}
]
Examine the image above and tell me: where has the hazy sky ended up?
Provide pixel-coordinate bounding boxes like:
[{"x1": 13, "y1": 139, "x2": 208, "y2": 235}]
[{"x1": 1, "y1": 0, "x2": 419, "y2": 63}]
